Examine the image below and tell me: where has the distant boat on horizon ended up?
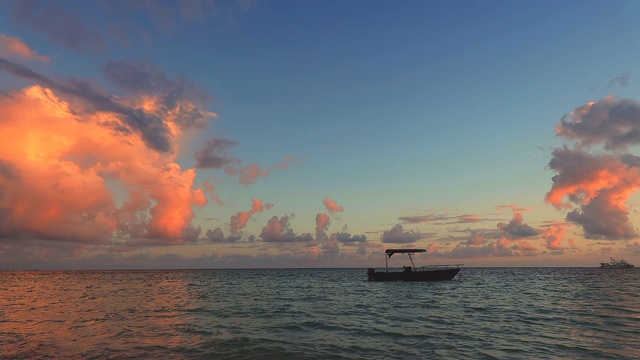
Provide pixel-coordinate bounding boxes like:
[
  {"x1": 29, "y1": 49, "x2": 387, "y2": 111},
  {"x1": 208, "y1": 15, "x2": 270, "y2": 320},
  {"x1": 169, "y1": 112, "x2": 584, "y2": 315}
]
[{"x1": 599, "y1": 257, "x2": 634, "y2": 269}]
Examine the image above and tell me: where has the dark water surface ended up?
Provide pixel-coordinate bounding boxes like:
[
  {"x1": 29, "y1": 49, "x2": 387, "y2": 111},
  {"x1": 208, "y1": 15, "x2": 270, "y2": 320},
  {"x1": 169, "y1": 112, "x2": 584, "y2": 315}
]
[{"x1": 2, "y1": 268, "x2": 640, "y2": 359}]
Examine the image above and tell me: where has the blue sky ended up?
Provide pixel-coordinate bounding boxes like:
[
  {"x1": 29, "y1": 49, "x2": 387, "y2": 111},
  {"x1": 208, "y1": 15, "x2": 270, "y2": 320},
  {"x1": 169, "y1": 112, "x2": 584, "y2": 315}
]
[{"x1": 2, "y1": 0, "x2": 640, "y2": 269}]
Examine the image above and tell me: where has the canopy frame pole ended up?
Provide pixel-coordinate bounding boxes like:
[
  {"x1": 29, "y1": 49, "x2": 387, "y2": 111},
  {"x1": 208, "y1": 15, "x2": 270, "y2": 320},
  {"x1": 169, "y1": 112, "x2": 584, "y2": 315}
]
[
  {"x1": 385, "y1": 252, "x2": 388, "y2": 272},
  {"x1": 408, "y1": 252, "x2": 416, "y2": 271}
]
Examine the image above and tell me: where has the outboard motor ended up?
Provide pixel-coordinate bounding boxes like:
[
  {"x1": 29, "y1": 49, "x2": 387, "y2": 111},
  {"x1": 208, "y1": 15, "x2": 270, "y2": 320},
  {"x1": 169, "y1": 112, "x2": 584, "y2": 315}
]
[{"x1": 367, "y1": 268, "x2": 376, "y2": 281}]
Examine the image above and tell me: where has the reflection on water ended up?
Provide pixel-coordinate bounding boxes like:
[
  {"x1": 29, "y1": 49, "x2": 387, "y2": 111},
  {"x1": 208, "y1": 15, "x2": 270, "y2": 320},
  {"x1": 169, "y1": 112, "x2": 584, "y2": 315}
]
[{"x1": 1, "y1": 268, "x2": 639, "y2": 359}]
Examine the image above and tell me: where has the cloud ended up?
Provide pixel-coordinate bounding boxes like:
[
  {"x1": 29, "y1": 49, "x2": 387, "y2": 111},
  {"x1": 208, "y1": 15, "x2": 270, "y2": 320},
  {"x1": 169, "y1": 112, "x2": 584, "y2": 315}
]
[
  {"x1": 315, "y1": 213, "x2": 330, "y2": 241},
  {"x1": 224, "y1": 156, "x2": 294, "y2": 185},
  {"x1": 205, "y1": 227, "x2": 242, "y2": 243},
  {"x1": 195, "y1": 138, "x2": 239, "y2": 169},
  {"x1": 102, "y1": 60, "x2": 214, "y2": 130},
  {"x1": 12, "y1": 0, "x2": 104, "y2": 53},
  {"x1": 323, "y1": 196, "x2": 344, "y2": 214},
  {"x1": 230, "y1": 198, "x2": 273, "y2": 235},
  {"x1": 448, "y1": 238, "x2": 515, "y2": 258},
  {"x1": 381, "y1": 224, "x2": 421, "y2": 244},
  {"x1": 547, "y1": 97, "x2": 640, "y2": 240},
  {"x1": 0, "y1": 34, "x2": 49, "y2": 62},
  {"x1": 331, "y1": 232, "x2": 367, "y2": 244},
  {"x1": 0, "y1": 85, "x2": 209, "y2": 245},
  {"x1": 0, "y1": 57, "x2": 207, "y2": 153},
  {"x1": 542, "y1": 225, "x2": 567, "y2": 251},
  {"x1": 603, "y1": 72, "x2": 630, "y2": 90},
  {"x1": 399, "y1": 213, "x2": 497, "y2": 224},
  {"x1": 260, "y1": 215, "x2": 313, "y2": 243},
  {"x1": 496, "y1": 206, "x2": 538, "y2": 239},
  {"x1": 515, "y1": 241, "x2": 538, "y2": 256},
  {"x1": 546, "y1": 146, "x2": 640, "y2": 239},
  {"x1": 556, "y1": 96, "x2": 640, "y2": 151},
  {"x1": 224, "y1": 163, "x2": 269, "y2": 185},
  {"x1": 201, "y1": 176, "x2": 223, "y2": 205}
]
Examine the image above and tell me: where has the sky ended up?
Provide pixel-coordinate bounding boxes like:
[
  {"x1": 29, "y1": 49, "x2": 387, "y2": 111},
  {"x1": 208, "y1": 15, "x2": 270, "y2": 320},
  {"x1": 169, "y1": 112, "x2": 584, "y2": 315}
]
[{"x1": 2, "y1": 0, "x2": 640, "y2": 269}]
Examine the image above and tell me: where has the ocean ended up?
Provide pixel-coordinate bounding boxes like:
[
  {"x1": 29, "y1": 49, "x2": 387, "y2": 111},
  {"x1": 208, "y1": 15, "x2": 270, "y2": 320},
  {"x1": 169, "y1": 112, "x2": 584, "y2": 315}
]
[{"x1": 1, "y1": 268, "x2": 639, "y2": 359}]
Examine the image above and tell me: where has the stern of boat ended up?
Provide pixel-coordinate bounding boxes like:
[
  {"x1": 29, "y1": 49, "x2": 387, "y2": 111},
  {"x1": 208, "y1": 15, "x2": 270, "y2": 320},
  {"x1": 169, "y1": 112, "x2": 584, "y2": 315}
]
[{"x1": 367, "y1": 268, "x2": 376, "y2": 281}]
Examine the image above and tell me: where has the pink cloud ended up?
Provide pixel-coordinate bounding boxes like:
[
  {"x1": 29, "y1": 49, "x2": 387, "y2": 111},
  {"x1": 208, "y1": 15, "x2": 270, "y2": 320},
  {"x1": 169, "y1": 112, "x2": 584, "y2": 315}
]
[
  {"x1": 548, "y1": 97, "x2": 640, "y2": 240},
  {"x1": 229, "y1": 198, "x2": 273, "y2": 234},
  {"x1": 224, "y1": 156, "x2": 296, "y2": 186},
  {"x1": 201, "y1": 177, "x2": 223, "y2": 206},
  {"x1": 323, "y1": 196, "x2": 344, "y2": 214},
  {"x1": 0, "y1": 85, "x2": 211, "y2": 245},
  {"x1": 546, "y1": 146, "x2": 640, "y2": 239},
  {"x1": 542, "y1": 225, "x2": 567, "y2": 251},
  {"x1": 0, "y1": 34, "x2": 49, "y2": 62},
  {"x1": 315, "y1": 213, "x2": 331, "y2": 241},
  {"x1": 515, "y1": 241, "x2": 538, "y2": 256}
]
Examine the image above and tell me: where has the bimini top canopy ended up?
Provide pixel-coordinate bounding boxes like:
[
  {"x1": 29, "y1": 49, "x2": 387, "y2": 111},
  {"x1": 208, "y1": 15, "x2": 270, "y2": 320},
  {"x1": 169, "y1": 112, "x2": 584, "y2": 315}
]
[{"x1": 385, "y1": 249, "x2": 426, "y2": 258}]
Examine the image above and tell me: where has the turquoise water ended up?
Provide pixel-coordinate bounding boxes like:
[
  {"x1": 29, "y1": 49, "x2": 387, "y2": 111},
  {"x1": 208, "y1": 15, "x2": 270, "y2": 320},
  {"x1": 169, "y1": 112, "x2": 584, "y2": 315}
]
[{"x1": 1, "y1": 268, "x2": 639, "y2": 359}]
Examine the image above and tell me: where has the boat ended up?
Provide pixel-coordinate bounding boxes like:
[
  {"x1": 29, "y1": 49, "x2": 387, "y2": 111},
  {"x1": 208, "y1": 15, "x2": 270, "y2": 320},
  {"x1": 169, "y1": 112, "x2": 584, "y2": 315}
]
[
  {"x1": 599, "y1": 257, "x2": 635, "y2": 269},
  {"x1": 367, "y1": 248, "x2": 461, "y2": 281}
]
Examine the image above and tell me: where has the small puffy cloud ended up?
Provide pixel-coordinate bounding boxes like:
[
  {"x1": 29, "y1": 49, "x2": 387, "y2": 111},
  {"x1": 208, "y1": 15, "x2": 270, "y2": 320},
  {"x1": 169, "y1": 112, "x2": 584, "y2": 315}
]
[
  {"x1": 224, "y1": 156, "x2": 295, "y2": 186},
  {"x1": 603, "y1": 72, "x2": 630, "y2": 91},
  {"x1": 323, "y1": 196, "x2": 344, "y2": 214},
  {"x1": 315, "y1": 213, "x2": 331, "y2": 241},
  {"x1": 381, "y1": 224, "x2": 421, "y2": 244},
  {"x1": 515, "y1": 241, "x2": 538, "y2": 256},
  {"x1": 195, "y1": 138, "x2": 239, "y2": 169},
  {"x1": 496, "y1": 206, "x2": 538, "y2": 239},
  {"x1": 448, "y1": 238, "x2": 515, "y2": 258},
  {"x1": 331, "y1": 232, "x2": 367, "y2": 244},
  {"x1": 224, "y1": 163, "x2": 269, "y2": 185},
  {"x1": 542, "y1": 225, "x2": 567, "y2": 251},
  {"x1": 0, "y1": 34, "x2": 49, "y2": 62},
  {"x1": 230, "y1": 198, "x2": 273, "y2": 235},
  {"x1": 260, "y1": 215, "x2": 313, "y2": 243},
  {"x1": 206, "y1": 227, "x2": 242, "y2": 243}
]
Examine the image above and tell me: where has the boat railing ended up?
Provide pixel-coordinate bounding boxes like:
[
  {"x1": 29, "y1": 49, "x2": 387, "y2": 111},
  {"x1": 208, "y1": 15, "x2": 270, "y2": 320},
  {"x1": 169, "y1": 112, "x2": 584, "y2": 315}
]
[
  {"x1": 369, "y1": 264, "x2": 463, "y2": 272},
  {"x1": 417, "y1": 264, "x2": 463, "y2": 270}
]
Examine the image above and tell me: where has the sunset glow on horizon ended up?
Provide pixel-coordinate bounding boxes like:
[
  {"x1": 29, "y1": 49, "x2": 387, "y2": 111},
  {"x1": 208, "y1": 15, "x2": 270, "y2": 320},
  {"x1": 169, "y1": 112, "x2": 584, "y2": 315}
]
[{"x1": 2, "y1": 0, "x2": 640, "y2": 269}]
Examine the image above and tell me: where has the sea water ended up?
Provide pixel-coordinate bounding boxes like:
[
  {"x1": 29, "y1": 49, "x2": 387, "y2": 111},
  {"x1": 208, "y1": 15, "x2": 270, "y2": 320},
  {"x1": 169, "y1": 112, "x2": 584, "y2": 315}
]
[{"x1": 1, "y1": 268, "x2": 639, "y2": 359}]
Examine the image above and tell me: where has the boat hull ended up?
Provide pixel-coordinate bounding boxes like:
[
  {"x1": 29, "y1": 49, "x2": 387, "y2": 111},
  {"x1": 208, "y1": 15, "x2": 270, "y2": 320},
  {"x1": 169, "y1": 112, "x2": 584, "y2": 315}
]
[
  {"x1": 600, "y1": 265, "x2": 634, "y2": 269},
  {"x1": 367, "y1": 268, "x2": 460, "y2": 281}
]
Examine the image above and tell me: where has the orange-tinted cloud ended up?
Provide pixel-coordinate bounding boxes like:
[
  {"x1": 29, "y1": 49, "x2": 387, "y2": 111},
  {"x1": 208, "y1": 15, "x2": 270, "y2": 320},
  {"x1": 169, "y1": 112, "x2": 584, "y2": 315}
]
[
  {"x1": 546, "y1": 146, "x2": 640, "y2": 239},
  {"x1": 229, "y1": 198, "x2": 273, "y2": 235},
  {"x1": 323, "y1": 196, "x2": 344, "y2": 214},
  {"x1": 0, "y1": 34, "x2": 49, "y2": 62},
  {"x1": 542, "y1": 225, "x2": 567, "y2": 251},
  {"x1": 548, "y1": 97, "x2": 640, "y2": 240},
  {"x1": 0, "y1": 85, "x2": 210, "y2": 245},
  {"x1": 224, "y1": 156, "x2": 295, "y2": 185},
  {"x1": 315, "y1": 213, "x2": 331, "y2": 240}
]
